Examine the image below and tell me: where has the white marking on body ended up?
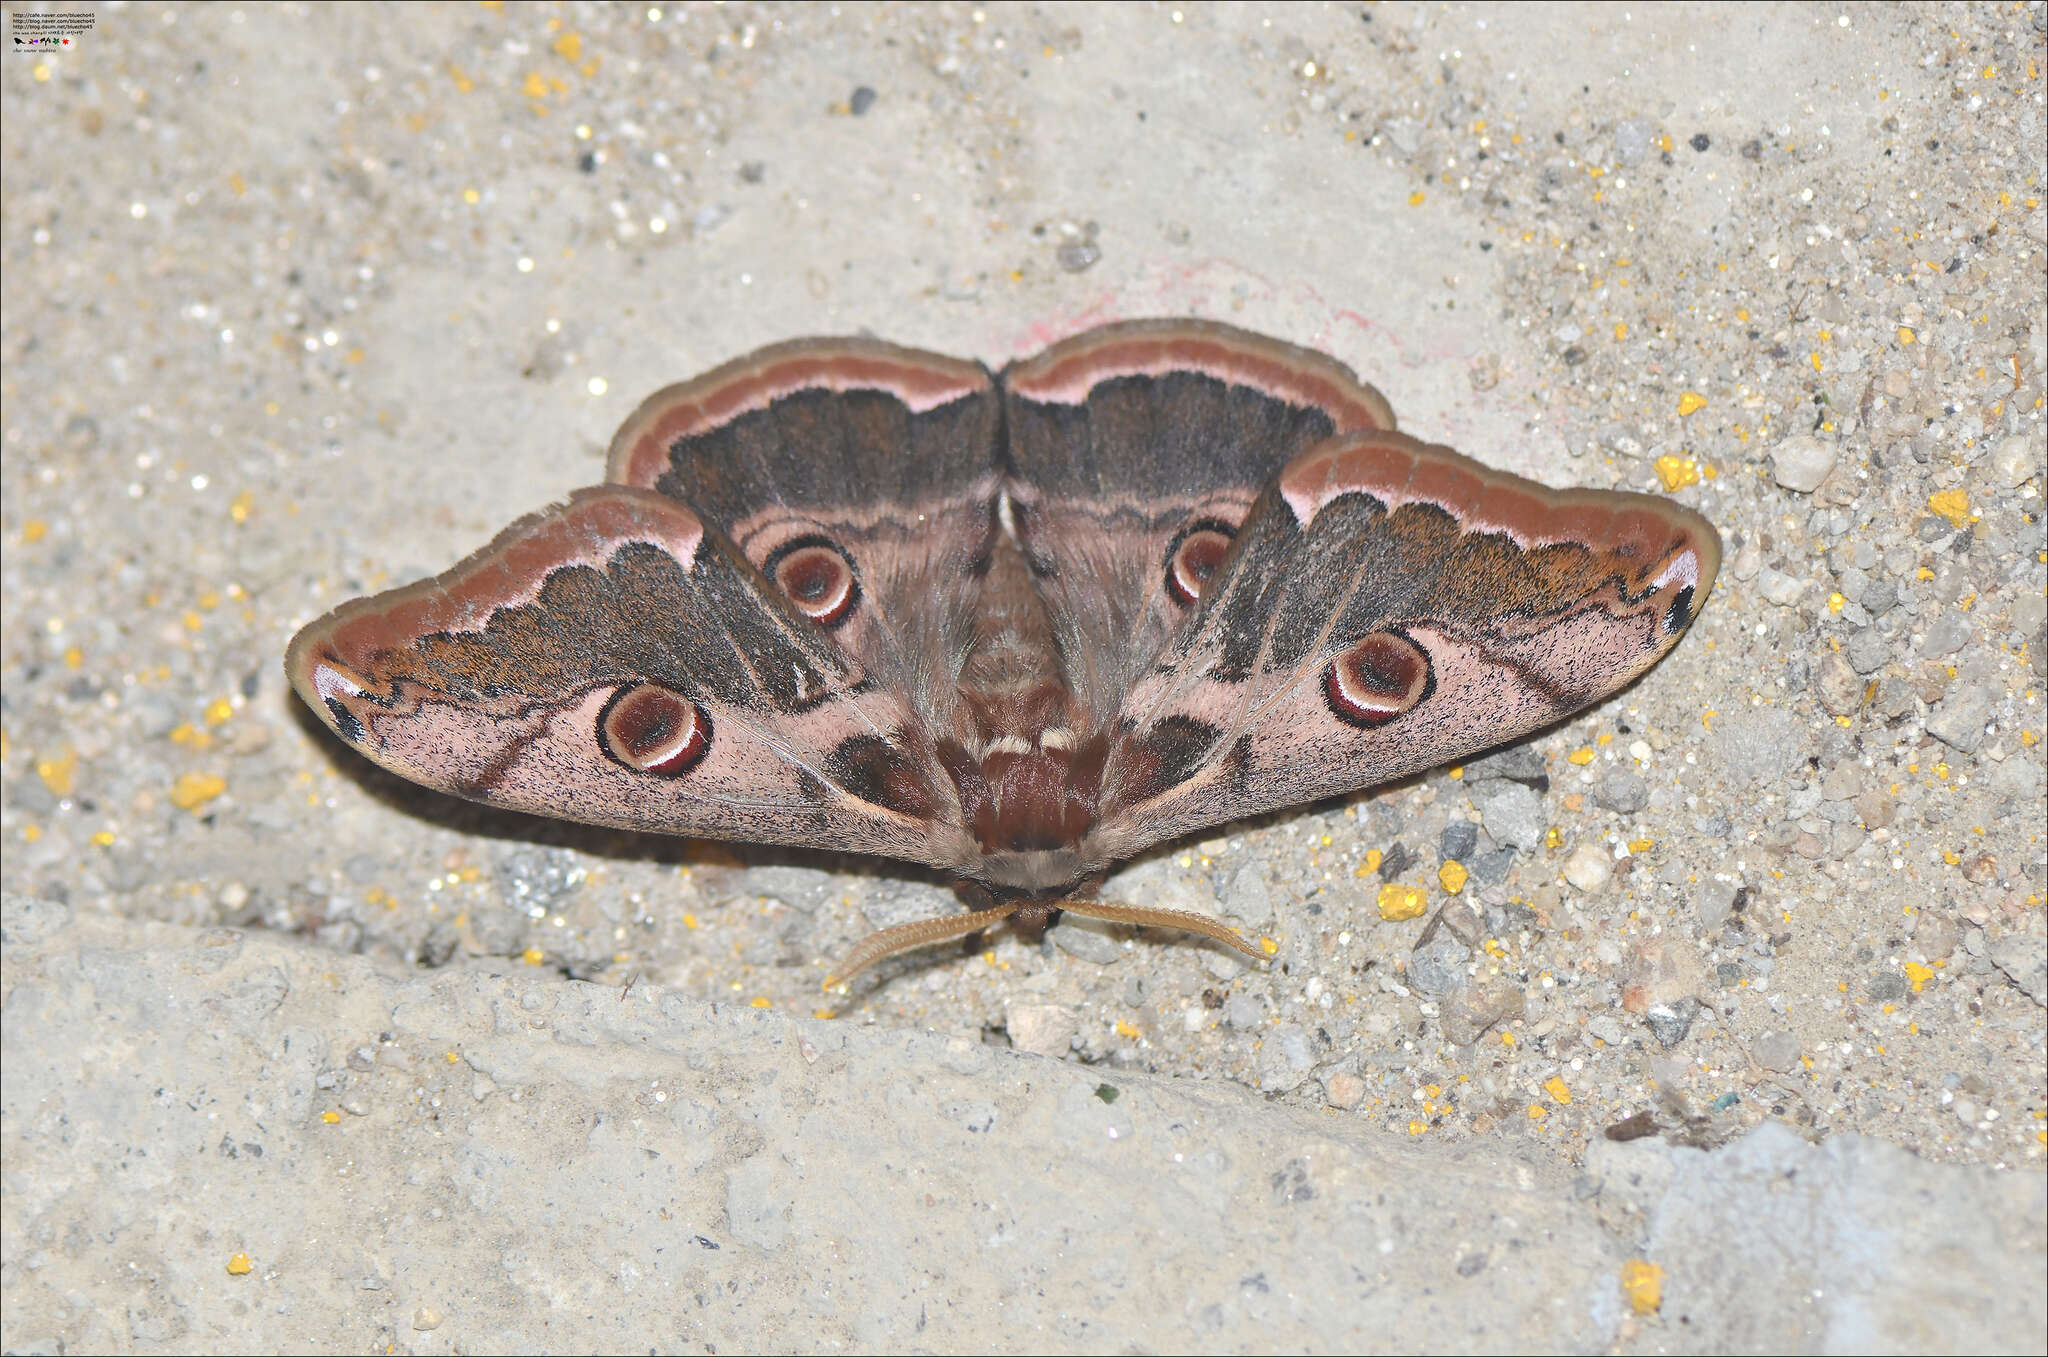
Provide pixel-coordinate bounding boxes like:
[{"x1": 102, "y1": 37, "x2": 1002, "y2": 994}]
[
  {"x1": 984, "y1": 734, "x2": 1033, "y2": 757},
  {"x1": 1039, "y1": 727, "x2": 1077, "y2": 751}
]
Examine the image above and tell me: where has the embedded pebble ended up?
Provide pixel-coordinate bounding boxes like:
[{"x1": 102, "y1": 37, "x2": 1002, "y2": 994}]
[
  {"x1": 1926, "y1": 686, "x2": 1994, "y2": 755},
  {"x1": 1321, "y1": 1071, "x2": 1365, "y2": 1110},
  {"x1": 1595, "y1": 769, "x2": 1648, "y2": 814},
  {"x1": 1990, "y1": 434, "x2": 2038, "y2": 488},
  {"x1": 1049, "y1": 920, "x2": 1122, "y2": 965},
  {"x1": 1408, "y1": 934, "x2": 1471, "y2": 998},
  {"x1": 1988, "y1": 933, "x2": 2047, "y2": 1007},
  {"x1": 1844, "y1": 628, "x2": 1891, "y2": 675},
  {"x1": 1006, "y1": 1003, "x2": 1079, "y2": 1056},
  {"x1": 1754, "y1": 1031, "x2": 1802, "y2": 1073},
  {"x1": 1756, "y1": 567, "x2": 1806, "y2": 607},
  {"x1": 1562, "y1": 844, "x2": 1612, "y2": 892},
  {"x1": 1442, "y1": 981, "x2": 1525, "y2": 1045},
  {"x1": 1815, "y1": 653, "x2": 1865, "y2": 716},
  {"x1": 1644, "y1": 999, "x2": 1699, "y2": 1048},
  {"x1": 1462, "y1": 745, "x2": 1549, "y2": 788},
  {"x1": 1474, "y1": 781, "x2": 1546, "y2": 853},
  {"x1": 1921, "y1": 611, "x2": 1973, "y2": 659},
  {"x1": 1771, "y1": 436, "x2": 1837, "y2": 493},
  {"x1": 1695, "y1": 881, "x2": 1739, "y2": 932},
  {"x1": 1439, "y1": 820, "x2": 1478, "y2": 861}
]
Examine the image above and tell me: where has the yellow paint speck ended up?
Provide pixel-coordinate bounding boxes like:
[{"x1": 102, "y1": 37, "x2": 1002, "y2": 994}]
[
  {"x1": 1377, "y1": 883, "x2": 1426, "y2": 922},
  {"x1": 750, "y1": 996, "x2": 772, "y2": 1009},
  {"x1": 204, "y1": 697, "x2": 235, "y2": 726},
  {"x1": 552, "y1": 31, "x2": 583, "y2": 62},
  {"x1": 1904, "y1": 961, "x2": 1935, "y2": 993},
  {"x1": 521, "y1": 71, "x2": 550, "y2": 100},
  {"x1": 1654, "y1": 455, "x2": 1701, "y2": 491},
  {"x1": 36, "y1": 750, "x2": 77, "y2": 797},
  {"x1": 322, "y1": 1109, "x2": 341, "y2": 1124},
  {"x1": 1676, "y1": 391, "x2": 1707, "y2": 417},
  {"x1": 22, "y1": 519, "x2": 48, "y2": 543},
  {"x1": 1568, "y1": 747, "x2": 1596, "y2": 766},
  {"x1": 231, "y1": 490, "x2": 254, "y2": 524},
  {"x1": 521, "y1": 947, "x2": 545, "y2": 966},
  {"x1": 1408, "y1": 190, "x2": 1426, "y2": 206},
  {"x1": 1827, "y1": 592, "x2": 1846, "y2": 614},
  {"x1": 1439, "y1": 860, "x2": 1469, "y2": 895},
  {"x1": 1898, "y1": 326, "x2": 1917, "y2": 346},
  {"x1": 1544, "y1": 1076, "x2": 1572, "y2": 1104},
  {"x1": 226, "y1": 1252, "x2": 253, "y2": 1276},
  {"x1": 170, "y1": 772, "x2": 226, "y2": 811},
  {"x1": 1926, "y1": 489, "x2": 1971, "y2": 528},
  {"x1": 1544, "y1": 827, "x2": 1564, "y2": 850},
  {"x1": 1622, "y1": 1259, "x2": 1664, "y2": 1314}
]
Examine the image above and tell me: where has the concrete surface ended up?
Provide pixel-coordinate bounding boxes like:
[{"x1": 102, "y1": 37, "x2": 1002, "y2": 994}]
[{"x1": 3, "y1": 3, "x2": 2044, "y2": 1352}]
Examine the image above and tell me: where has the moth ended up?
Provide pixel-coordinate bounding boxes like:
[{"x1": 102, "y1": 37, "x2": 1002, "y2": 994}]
[{"x1": 287, "y1": 320, "x2": 1720, "y2": 985}]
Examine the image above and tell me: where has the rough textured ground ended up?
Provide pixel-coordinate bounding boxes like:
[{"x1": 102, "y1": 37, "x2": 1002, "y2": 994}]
[{"x1": 3, "y1": 3, "x2": 2044, "y2": 1353}]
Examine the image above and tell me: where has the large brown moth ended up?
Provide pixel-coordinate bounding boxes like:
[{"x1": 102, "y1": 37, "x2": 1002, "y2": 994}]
[{"x1": 287, "y1": 320, "x2": 1720, "y2": 985}]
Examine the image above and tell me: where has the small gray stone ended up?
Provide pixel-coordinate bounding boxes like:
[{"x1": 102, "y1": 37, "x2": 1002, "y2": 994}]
[
  {"x1": 1221, "y1": 992, "x2": 1264, "y2": 1031},
  {"x1": 1462, "y1": 745, "x2": 1549, "y2": 788},
  {"x1": 1867, "y1": 972, "x2": 1908, "y2": 1003},
  {"x1": 1441, "y1": 980, "x2": 1525, "y2": 1045},
  {"x1": 1050, "y1": 920, "x2": 1123, "y2": 965},
  {"x1": 1714, "y1": 708, "x2": 1805, "y2": 787},
  {"x1": 1465, "y1": 847, "x2": 1516, "y2": 887},
  {"x1": 1057, "y1": 239, "x2": 1101, "y2": 272},
  {"x1": 1613, "y1": 118, "x2": 1655, "y2": 164},
  {"x1": 1408, "y1": 934, "x2": 1470, "y2": 998},
  {"x1": 1988, "y1": 932, "x2": 2047, "y2": 1007},
  {"x1": 1475, "y1": 781, "x2": 1546, "y2": 853},
  {"x1": 1696, "y1": 881, "x2": 1739, "y2": 932},
  {"x1": 1596, "y1": 768, "x2": 1649, "y2": 814},
  {"x1": 848, "y1": 84, "x2": 878, "y2": 116},
  {"x1": 1, "y1": 892, "x2": 73, "y2": 945},
  {"x1": 1921, "y1": 611, "x2": 1972, "y2": 658},
  {"x1": 1222, "y1": 862, "x2": 1274, "y2": 928},
  {"x1": 1772, "y1": 435, "x2": 1837, "y2": 493},
  {"x1": 1007, "y1": 1003, "x2": 1080, "y2": 1055},
  {"x1": 1644, "y1": 999, "x2": 1699, "y2": 1048},
  {"x1": 1753, "y1": 1030, "x2": 1802, "y2": 1072},
  {"x1": 1991, "y1": 434, "x2": 2039, "y2": 488},
  {"x1": 1816, "y1": 653, "x2": 1865, "y2": 716},
  {"x1": 1440, "y1": 820, "x2": 1479, "y2": 861},
  {"x1": 1844, "y1": 627, "x2": 1892, "y2": 675},
  {"x1": 1757, "y1": 567, "x2": 1807, "y2": 607},
  {"x1": 742, "y1": 865, "x2": 839, "y2": 913},
  {"x1": 1926, "y1": 686, "x2": 1994, "y2": 755}
]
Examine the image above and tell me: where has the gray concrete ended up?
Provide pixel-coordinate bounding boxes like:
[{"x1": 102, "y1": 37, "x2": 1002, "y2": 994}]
[{"x1": 4, "y1": 4, "x2": 2044, "y2": 1352}]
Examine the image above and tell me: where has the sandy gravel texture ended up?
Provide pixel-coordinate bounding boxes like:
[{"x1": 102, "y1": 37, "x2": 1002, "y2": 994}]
[{"x1": 3, "y1": 3, "x2": 2044, "y2": 1352}]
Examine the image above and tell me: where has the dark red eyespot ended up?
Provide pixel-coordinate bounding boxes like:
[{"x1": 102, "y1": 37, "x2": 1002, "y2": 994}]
[
  {"x1": 1164, "y1": 520, "x2": 1237, "y2": 607},
  {"x1": 1323, "y1": 630, "x2": 1434, "y2": 728},
  {"x1": 599, "y1": 683, "x2": 712, "y2": 776},
  {"x1": 766, "y1": 536, "x2": 860, "y2": 628}
]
